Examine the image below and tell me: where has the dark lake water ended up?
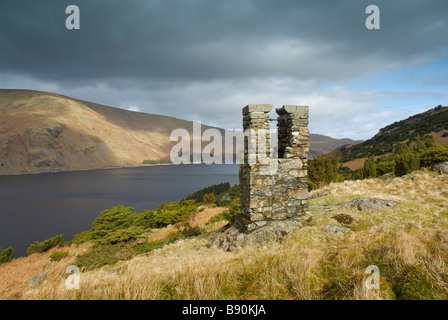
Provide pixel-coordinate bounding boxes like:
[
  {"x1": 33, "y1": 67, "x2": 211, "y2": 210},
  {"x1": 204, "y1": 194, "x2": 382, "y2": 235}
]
[{"x1": 0, "y1": 164, "x2": 238, "y2": 257}]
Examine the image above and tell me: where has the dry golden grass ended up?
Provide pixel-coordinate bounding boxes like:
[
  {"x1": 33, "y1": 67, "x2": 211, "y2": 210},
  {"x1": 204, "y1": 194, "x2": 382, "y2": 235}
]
[
  {"x1": 2, "y1": 171, "x2": 448, "y2": 300},
  {"x1": 430, "y1": 131, "x2": 448, "y2": 146},
  {"x1": 342, "y1": 157, "x2": 366, "y2": 170}
]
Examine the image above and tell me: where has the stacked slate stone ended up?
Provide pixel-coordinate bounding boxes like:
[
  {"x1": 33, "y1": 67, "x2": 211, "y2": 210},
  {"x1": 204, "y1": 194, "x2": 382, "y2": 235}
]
[
  {"x1": 238, "y1": 104, "x2": 272, "y2": 232},
  {"x1": 236, "y1": 104, "x2": 310, "y2": 235}
]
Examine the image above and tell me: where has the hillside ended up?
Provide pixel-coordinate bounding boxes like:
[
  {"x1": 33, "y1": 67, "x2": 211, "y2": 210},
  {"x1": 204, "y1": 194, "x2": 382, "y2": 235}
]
[
  {"x1": 1, "y1": 169, "x2": 447, "y2": 300},
  {"x1": 308, "y1": 134, "x2": 362, "y2": 158},
  {"x1": 0, "y1": 89, "x2": 226, "y2": 175},
  {"x1": 0, "y1": 89, "x2": 357, "y2": 175},
  {"x1": 339, "y1": 105, "x2": 448, "y2": 167}
]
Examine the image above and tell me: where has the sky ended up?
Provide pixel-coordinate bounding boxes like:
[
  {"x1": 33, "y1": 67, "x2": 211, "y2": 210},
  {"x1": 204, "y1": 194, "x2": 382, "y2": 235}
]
[{"x1": 0, "y1": 0, "x2": 447, "y2": 140}]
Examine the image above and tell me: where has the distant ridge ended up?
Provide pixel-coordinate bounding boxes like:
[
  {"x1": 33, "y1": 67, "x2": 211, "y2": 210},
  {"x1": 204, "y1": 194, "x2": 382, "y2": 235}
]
[
  {"x1": 338, "y1": 105, "x2": 448, "y2": 166},
  {"x1": 0, "y1": 89, "x2": 360, "y2": 175}
]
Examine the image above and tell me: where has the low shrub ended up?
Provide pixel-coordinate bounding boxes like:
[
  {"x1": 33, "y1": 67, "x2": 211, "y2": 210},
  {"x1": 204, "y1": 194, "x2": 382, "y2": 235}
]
[
  {"x1": 132, "y1": 240, "x2": 165, "y2": 254},
  {"x1": 0, "y1": 246, "x2": 14, "y2": 263},
  {"x1": 50, "y1": 251, "x2": 69, "y2": 261},
  {"x1": 95, "y1": 226, "x2": 145, "y2": 245},
  {"x1": 27, "y1": 234, "x2": 64, "y2": 255},
  {"x1": 394, "y1": 152, "x2": 420, "y2": 176},
  {"x1": 202, "y1": 193, "x2": 215, "y2": 204},
  {"x1": 71, "y1": 230, "x2": 95, "y2": 245},
  {"x1": 420, "y1": 146, "x2": 448, "y2": 167},
  {"x1": 75, "y1": 243, "x2": 134, "y2": 271},
  {"x1": 207, "y1": 198, "x2": 240, "y2": 224}
]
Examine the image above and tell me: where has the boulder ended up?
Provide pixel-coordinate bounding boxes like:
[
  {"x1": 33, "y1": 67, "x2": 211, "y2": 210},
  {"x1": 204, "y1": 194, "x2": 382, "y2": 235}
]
[
  {"x1": 310, "y1": 190, "x2": 330, "y2": 199},
  {"x1": 433, "y1": 162, "x2": 448, "y2": 174},
  {"x1": 28, "y1": 272, "x2": 47, "y2": 288},
  {"x1": 324, "y1": 225, "x2": 350, "y2": 234},
  {"x1": 208, "y1": 224, "x2": 296, "y2": 252}
]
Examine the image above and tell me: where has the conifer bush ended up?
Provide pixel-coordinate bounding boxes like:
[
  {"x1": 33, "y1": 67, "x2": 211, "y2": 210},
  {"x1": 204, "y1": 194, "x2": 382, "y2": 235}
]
[
  {"x1": 0, "y1": 246, "x2": 14, "y2": 263},
  {"x1": 27, "y1": 235, "x2": 64, "y2": 255}
]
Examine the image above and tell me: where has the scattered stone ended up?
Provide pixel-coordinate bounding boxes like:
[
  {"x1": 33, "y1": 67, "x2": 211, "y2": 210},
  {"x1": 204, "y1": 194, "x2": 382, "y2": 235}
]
[
  {"x1": 324, "y1": 225, "x2": 350, "y2": 234},
  {"x1": 433, "y1": 162, "x2": 448, "y2": 175},
  {"x1": 310, "y1": 190, "x2": 330, "y2": 199},
  {"x1": 28, "y1": 272, "x2": 47, "y2": 289},
  {"x1": 310, "y1": 205, "x2": 338, "y2": 215},
  {"x1": 341, "y1": 198, "x2": 398, "y2": 211}
]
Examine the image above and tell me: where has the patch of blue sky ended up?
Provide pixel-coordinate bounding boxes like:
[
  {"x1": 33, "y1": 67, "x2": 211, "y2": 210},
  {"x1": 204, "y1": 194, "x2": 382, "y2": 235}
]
[{"x1": 345, "y1": 58, "x2": 448, "y2": 93}]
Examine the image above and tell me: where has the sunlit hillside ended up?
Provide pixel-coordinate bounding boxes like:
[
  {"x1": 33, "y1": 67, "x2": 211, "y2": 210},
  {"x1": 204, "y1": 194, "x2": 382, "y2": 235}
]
[{"x1": 1, "y1": 170, "x2": 447, "y2": 300}]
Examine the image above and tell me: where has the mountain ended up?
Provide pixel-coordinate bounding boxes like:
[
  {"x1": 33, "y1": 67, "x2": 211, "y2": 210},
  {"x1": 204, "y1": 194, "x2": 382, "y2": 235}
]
[
  {"x1": 0, "y1": 89, "x2": 222, "y2": 175},
  {"x1": 307, "y1": 134, "x2": 362, "y2": 158},
  {"x1": 0, "y1": 89, "x2": 358, "y2": 175},
  {"x1": 338, "y1": 105, "x2": 448, "y2": 167}
]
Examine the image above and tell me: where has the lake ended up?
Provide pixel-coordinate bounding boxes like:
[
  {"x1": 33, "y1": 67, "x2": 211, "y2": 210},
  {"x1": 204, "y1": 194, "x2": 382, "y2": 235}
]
[{"x1": 0, "y1": 164, "x2": 239, "y2": 257}]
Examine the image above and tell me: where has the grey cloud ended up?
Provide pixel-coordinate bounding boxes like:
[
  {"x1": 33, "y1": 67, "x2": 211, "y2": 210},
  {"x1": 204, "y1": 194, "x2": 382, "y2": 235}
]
[
  {"x1": 1, "y1": 0, "x2": 447, "y2": 140},
  {"x1": 1, "y1": 0, "x2": 447, "y2": 83}
]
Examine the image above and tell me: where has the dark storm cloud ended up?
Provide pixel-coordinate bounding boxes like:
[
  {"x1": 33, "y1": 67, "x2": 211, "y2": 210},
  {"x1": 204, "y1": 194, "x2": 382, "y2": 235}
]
[
  {"x1": 1, "y1": 0, "x2": 447, "y2": 139},
  {"x1": 1, "y1": 0, "x2": 447, "y2": 84}
]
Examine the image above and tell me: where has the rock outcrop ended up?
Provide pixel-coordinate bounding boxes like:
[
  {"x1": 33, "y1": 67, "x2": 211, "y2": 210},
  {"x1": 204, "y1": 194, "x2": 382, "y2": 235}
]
[
  {"x1": 433, "y1": 161, "x2": 448, "y2": 175},
  {"x1": 340, "y1": 198, "x2": 398, "y2": 212}
]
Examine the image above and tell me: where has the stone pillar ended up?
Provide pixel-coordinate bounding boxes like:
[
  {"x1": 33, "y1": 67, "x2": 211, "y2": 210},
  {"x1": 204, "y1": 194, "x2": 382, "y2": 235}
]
[
  {"x1": 275, "y1": 105, "x2": 310, "y2": 222},
  {"x1": 237, "y1": 104, "x2": 272, "y2": 232},
  {"x1": 236, "y1": 104, "x2": 310, "y2": 234}
]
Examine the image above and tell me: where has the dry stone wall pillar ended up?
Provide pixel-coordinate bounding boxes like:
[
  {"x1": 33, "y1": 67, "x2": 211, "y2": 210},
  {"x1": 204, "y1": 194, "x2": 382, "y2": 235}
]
[{"x1": 236, "y1": 104, "x2": 310, "y2": 234}]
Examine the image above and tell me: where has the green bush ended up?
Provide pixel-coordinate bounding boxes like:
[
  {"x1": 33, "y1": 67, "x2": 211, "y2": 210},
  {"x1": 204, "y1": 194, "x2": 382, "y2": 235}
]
[
  {"x1": 97, "y1": 226, "x2": 145, "y2": 245},
  {"x1": 91, "y1": 206, "x2": 135, "y2": 238},
  {"x1": 152, "y1": 200, "x2": 199, "y2": 228},
  {"x1": 184, "y1": 182, "x2": 231, "y2": 203},
  {"x1": 420, "y1": 146, "x2": 448, "y2": 167},
  {"x1": 87, "y1": 206, "x2": 147, "y2": 245},
  {"x1": 394, "y1": 151, "x2": 420, "y2": 176},
  {"x1": 208, "y1": 198, "x2": 240, "y2": 224},
  {"x1": 132, "y1": 240, "x2": 165, "y2": 254},
  {"x1": 134, "y1": 209, "x2": 156, "y2": 229},
  {"x1": 307, "y1": 178, "x2": 318, "y2": 191},
  {"x1": 202, "y1": 192, "x2": 215, "y2": 204},
  {"x1": 72, "y1": 202, "x2": 199, "y2": 245},
  {"x1": 71, "y1": 230, "x2": 95, "y2": 245},
  {"x1": 363, "y1": 157, "x2": 377, "y2": 178},
  {"x1": 50, "y1": 251, "x2": 69, "y2": 261},
  {"x1": 376, "y1": 158, "x2": 395, "y2": 176},
  {"x1": 27, "y1": 234, "x2": 64, "y2": 255},
  {"x1": 180, "y1": 226, "x2": 204, "y2": 237},
  {"x1": 75, "y1": 243, "x2": 134, "y2": 271},
  {"x1": 308, "y1": 153, "x2": 340, "y2": 188},
  {"x1": 215, "y1": 184, "x2": 240, "y2": 206},
  {"x1": 0, "y1": 246, "x2": 14, "y2": 263}
]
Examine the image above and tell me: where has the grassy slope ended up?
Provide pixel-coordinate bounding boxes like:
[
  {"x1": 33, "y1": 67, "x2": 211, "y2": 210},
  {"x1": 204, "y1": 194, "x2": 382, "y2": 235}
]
[
  {"x1": 339, "y1": 106, "x2": 448, "y2": 169},
  {"x1": 1, "y1": 171, "x2": 448, "y2": 300}
]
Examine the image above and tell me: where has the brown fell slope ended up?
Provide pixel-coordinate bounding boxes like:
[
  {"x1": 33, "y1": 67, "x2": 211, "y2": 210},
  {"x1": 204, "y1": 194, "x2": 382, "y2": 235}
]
[
  {"x1": 0, "y1": 90, "x2": 217, "y2": 174},
  {"x1": 0, "y1": 89, "x2": 360, "y2": 175}
]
